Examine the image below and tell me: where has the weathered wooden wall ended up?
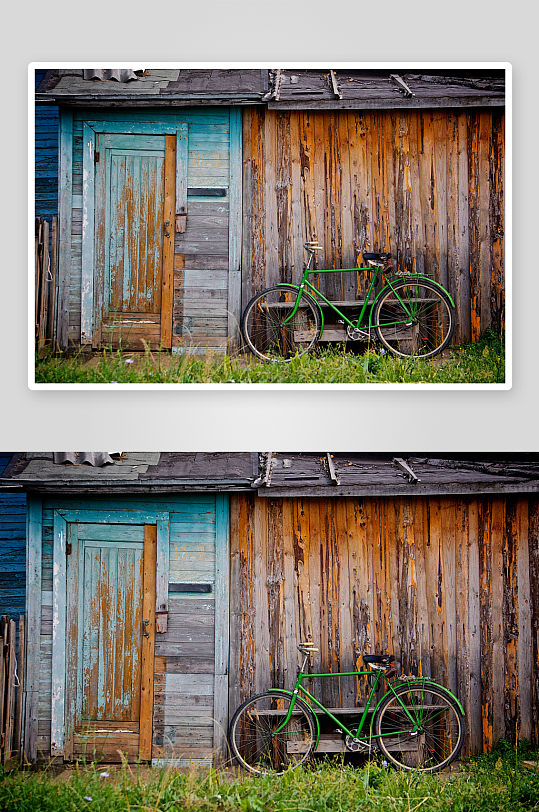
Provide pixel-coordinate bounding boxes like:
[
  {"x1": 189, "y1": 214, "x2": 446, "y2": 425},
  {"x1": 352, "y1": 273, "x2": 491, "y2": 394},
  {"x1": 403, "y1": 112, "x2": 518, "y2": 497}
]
[
  {"x1": 241, "y1": 108, "x2": 505, "y2": 343},
  {"x1": 229, "y1": 493, "x2": 538, "y2": 756}
]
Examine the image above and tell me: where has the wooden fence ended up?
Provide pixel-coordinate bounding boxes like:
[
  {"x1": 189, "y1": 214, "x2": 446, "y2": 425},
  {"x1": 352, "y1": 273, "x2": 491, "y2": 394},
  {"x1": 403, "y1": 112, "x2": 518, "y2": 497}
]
[
  {"x1": 0, "y1": 615, "x2": 25, "y2": 764},
  {"x1": 35, "y1": 217, "x2": 58, "y2": 350}
]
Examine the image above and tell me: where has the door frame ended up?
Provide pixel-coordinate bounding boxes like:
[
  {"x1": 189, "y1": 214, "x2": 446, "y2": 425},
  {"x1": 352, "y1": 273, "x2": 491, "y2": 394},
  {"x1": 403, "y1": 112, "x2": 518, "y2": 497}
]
[
  {"x1": 80, "y1": 121, "x2": 188, "y2": 349},
  {"x1": 50, "y1": 509, "x2": 170, "y2": 758}
]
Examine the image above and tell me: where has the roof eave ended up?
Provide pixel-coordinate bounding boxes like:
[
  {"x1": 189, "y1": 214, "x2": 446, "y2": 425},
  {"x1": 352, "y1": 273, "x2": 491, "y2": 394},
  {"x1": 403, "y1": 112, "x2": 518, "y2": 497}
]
[
  {"x1": 35, "y1": 93, "x2": 266, "y2": 107},
  {"x1": 0, "y1": 478, "x2": 254, "y2": 494},
  {"x1": 267, "y1": 97, "x2": 505, "y2": 111},
  {"x1": 257, "y1": 481, "x2": 539, "y2": 497}
]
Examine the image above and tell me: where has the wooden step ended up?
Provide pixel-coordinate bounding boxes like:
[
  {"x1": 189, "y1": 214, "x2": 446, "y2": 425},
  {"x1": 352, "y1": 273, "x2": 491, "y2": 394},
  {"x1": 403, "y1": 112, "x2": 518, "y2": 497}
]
[{"x1": 287, "y1": 736, "x2": 422, "y2": 754}]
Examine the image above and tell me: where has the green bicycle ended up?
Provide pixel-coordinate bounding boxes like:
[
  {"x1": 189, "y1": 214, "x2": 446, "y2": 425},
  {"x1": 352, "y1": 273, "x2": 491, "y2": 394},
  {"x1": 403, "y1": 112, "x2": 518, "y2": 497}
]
[
  {"x1": 241, "y1": 243, "x2": 455, "y2": 362},
  {"x1": 228, "y1": 643, "x2": 465, "y2": 775}
]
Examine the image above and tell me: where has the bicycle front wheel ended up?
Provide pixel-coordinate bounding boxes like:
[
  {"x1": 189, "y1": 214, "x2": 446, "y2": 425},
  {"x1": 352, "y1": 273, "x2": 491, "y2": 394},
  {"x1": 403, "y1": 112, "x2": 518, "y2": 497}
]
[
  {"x1": 373, "y1": 280, "x2": 455, "y2": 359},
  {"x1": 241, "y1": 285, "x2": 321, "y2": 362},
  {"x1": 374, "y1": 682, "x2": 465, "y2": 772},
  {"x1": 228, "y1": 691, "x2": 317, "y2": 774}
]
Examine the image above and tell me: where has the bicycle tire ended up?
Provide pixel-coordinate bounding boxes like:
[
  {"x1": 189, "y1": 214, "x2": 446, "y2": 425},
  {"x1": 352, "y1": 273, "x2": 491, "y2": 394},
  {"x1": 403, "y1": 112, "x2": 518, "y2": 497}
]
[
  {"x1": 228, "y1": 691, "x2": 317, "y2": 774},
  {"x1": 241, "y1": 285, "x2": 322, "y2": 362},
  {"x1": 373, "y1": 280, "x2": 455, "y2": 359},
  {"x1": 374, "y1": 682, "x2": 465, "y2": 772}
]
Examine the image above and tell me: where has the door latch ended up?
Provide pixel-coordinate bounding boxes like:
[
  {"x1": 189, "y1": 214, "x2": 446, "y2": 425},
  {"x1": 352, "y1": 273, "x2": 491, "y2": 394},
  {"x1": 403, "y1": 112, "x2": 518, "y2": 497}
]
[
  {"x1": 164, "y1": 220, "x2": 171, "y2": 238},
  {"x1": 142, "y1": 618, "x2": 150, "y2": 638}
]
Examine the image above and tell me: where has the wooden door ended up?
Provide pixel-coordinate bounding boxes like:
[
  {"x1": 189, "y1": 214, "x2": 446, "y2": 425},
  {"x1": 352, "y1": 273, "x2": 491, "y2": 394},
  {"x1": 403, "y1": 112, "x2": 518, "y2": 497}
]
[
  {"x1": 94, "y1": 133, "x2": 175, "y2": 350},
  {"x1": 65, "y1": 523, "x2": 156, "y2": 762}
]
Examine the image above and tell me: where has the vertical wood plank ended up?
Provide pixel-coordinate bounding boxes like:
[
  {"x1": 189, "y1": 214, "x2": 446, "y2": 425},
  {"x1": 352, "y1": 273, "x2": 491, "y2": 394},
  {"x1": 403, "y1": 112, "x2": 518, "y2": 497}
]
[
  {"x1": 468, "y1": 499, "x2": 482, "y2": 753},
  {"x1": 155, "y1": 514, "x2": 170, "y2": 615},
  {"x1": 175, "y1": 122, "x2": 188, "y2": 222},
  {"x1": 64, "y1": 524, "x2": 79, "y2": 758},
  {"x1": 414, "y1": 498, "x2": 432, "y2": 678},
  {"x1": 457, "y1": 113, "x2": 471, "y2": 342},
  {"x1": 214, "y1": 493, "x2": 230, "y2": 760},
  {"x1": 289, "y1": 112, "x2": 304, "y2": 284},
  {"x1": 455, "y1": 499, "x2": 470, "y2": 750},
  {"x1": 139, "y1": 525, "x2": 156, "y2": 760},
  {"x1": 93, "y1": 132, "x2": 106, "y2": 348},
  {"x1": 24, "y1": 496, "x2": 42, "y2": 763},
  {"x1": 517, "y1": 499, "x2": 532, "y2": 741},
  {"x1": 241, "y1": 108, "x2": 253, "y2": 309},
  {"x1": 282, "y1": 499, "x2": 298, "y2": 690},
  {"x1": 335, "y1": 498, "x2": 354, "y2": 705},
  {"x1": 51, "y1": 511, "x2": 67, "y2": 756},
  {"x1": 14, "y1": 615, "x2": 26, "y2": 760},
  {"x1": 254, "y1": 495, "x2": 270, "y2": 695},
  {"x1": 228, "y1": 495, "x2": 242, "y2": 714},
  {"x1": 478, "y1": 111, "x2": 492, "y2": 332},
  {"x1": 81, "y1": 122, "x2": 95, "y2": 344},
  {"x1": 491, "y1": 499, "x2": 505, "y2": 743},
  {"x1": 434, "y1": 113, "x2": 448, "y2": 290},
  {"x1": 161, "y1": 136, "x2": 176, "y2": 349},
  {"x1": 228, "y1": 107, "x2": 243, "y2": 350},
  {"x1": 424, "y1": 499, "x2": 444, "y2": 684},
  {"x1": 0, "y1": 618, "x2": 5, "y2": 752},
  {"x1": 57, "y1": 110, "x2": 73, "y2": 349},
  {"x1": 264, "y1": 111, "x2": 279, "y2": 288},
  {"x1": 441, "y1": 498, "x2": 457, "y2": 696}
]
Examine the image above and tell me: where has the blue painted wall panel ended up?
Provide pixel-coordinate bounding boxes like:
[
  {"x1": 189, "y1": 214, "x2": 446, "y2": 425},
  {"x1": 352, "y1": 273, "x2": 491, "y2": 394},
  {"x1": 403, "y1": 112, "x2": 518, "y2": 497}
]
[
  {"x1": 0, "y1": 454, "x2": 26, "y2": 619},
  {"x1": 35, "y1": 70, "x2": 59, "y2": 222}
]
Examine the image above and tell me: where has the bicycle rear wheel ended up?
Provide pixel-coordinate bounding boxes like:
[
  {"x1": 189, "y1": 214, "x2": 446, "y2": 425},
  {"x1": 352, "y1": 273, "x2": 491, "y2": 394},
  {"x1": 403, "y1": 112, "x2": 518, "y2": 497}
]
[
  {"x1": 374, "y1": 682, "x2": 465, "y2": 772},
  {"x1": 241, "y1": 285, "x2": 321, "y2": 362},
  {"x1": 228, "y1": 691, "x2": 317, "y2": 774},
  {"x1": 373, "y1": 280, "x2": 455, "y2": 359}
]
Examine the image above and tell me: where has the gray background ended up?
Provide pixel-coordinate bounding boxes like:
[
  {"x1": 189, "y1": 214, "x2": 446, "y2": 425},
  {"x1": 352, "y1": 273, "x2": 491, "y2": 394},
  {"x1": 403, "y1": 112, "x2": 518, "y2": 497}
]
[{"x1": 2, "y1": 0, "x2": 536, "y2": 451}]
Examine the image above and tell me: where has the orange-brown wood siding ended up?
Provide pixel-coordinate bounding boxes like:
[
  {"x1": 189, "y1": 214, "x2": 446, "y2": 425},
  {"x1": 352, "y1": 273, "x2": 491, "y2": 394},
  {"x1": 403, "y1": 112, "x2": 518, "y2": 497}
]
[
  {"x1": 242, "y1": 108, "x2": 505, "y2": 343},
  {"x1": 230, "y1": 494, "x2": 538, "y2": 756}
]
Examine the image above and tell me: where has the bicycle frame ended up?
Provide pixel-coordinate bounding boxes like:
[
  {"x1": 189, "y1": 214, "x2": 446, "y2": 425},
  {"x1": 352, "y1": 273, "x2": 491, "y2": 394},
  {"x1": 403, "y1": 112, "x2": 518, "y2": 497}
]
[
  {"x1": 278, "y1": 253, "x2": 455, "y2": 338},
  {"x1": 269, "y1": 666, "x2": 464, "y2": 751}
]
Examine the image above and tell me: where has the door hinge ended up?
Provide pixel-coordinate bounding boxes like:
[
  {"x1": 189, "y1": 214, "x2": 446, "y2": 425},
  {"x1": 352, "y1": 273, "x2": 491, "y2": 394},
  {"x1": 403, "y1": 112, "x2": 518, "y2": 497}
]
[
  {"x1": 66, "y1": 542, "x2": 73, "y2": 556},
  {"x1": 94, "y1": 151, "x2": 100, "y2": 164}
]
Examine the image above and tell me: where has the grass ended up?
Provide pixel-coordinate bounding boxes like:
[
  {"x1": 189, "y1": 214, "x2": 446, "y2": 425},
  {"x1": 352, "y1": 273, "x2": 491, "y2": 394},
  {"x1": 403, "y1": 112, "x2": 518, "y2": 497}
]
[
  {"x1": 1, "y1": 740, "x2": 538, "y2": 812},
  {"x1": 34, "y1": 331, "x2": 505, "y2": 385}
]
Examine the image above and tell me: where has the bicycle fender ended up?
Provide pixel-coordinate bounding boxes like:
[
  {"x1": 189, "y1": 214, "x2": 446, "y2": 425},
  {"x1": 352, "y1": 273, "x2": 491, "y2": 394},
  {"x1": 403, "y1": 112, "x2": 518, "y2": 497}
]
[
  {"x1": 275, "y1": 284, "x2": 325, "y2": 335},
  {"x1": 373, "y1": 681, "x2": 465, "y2": 717},
  {"x1": 372, "y1": 277, "x2": 455, "y2": 309},
  {"x1": 267, "y1": 688, "x2": 321, "y2": 748}
]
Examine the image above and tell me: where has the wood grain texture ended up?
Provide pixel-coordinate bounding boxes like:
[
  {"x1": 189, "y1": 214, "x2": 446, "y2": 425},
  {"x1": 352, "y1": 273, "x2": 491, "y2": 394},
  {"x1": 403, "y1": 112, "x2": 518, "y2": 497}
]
[
  {"x1": 140, "y1": 526, "x2": 156, "y2": 760},
  {"x1": 241, "y1": 108, "x2": 505, "y2": 341},
  {"x1": 229, "y1": 494, "x2": 538, "y2": 755}
]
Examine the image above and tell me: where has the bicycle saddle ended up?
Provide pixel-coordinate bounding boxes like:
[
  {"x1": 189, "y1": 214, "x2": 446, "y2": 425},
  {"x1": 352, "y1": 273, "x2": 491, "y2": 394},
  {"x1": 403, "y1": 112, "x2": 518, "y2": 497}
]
[
  {"x1": 363, "y1": 654, "x2": 395, "y2": 665},
  {"x1": 362, "y1": 252, "x2": 392, "y2": 261}
]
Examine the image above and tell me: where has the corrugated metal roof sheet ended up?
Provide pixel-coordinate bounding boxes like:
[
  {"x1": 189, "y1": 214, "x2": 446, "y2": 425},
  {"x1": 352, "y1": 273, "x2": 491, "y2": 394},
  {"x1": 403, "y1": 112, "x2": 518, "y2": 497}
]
[
  {"x1": 52, "y1": 452, "x2": 117, "y2": 466},
  {"x1": 82, "y1": 68, "x2": 139, "y2": 82}
]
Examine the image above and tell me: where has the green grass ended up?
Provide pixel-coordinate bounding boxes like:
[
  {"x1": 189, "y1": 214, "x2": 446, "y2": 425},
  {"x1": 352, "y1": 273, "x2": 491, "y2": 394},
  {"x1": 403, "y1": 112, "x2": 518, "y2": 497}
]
[
  {"x1": 1, "y1": 740, "x2": 537, "y2": 812},
  {"x1": 34, "y1": 331, "x2": 505, "y2": 385}
]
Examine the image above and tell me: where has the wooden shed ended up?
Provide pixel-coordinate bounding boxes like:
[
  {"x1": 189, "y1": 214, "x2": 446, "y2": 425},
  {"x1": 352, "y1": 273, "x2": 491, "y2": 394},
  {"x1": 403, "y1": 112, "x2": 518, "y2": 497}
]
[
  {"x1": 2, "y1": 451, "x2": 536, "y2": 767},
  {"x1": 35, "y1": 67, "x2": 505, "y2": 353}
]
